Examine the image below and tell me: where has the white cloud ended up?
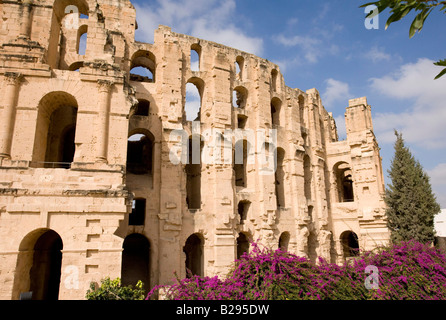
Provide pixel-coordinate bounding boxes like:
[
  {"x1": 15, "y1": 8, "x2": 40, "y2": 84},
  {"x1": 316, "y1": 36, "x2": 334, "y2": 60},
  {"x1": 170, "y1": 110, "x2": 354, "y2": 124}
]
[
  {"x1": 364, "y1": 46, "x2": 391, "y2": 63},
  {"x1": 276, "y1": 34, "x2": 322, "y2": 64},
  {"x1": 134, "y1": 0, "x2": 263, "y2": 55},
  {"x1": 370, "y1": 58, "x2": 446, "y2": 149},
  {"x1": 322, "y1": 78, "x2": 352, "y2": 110}
]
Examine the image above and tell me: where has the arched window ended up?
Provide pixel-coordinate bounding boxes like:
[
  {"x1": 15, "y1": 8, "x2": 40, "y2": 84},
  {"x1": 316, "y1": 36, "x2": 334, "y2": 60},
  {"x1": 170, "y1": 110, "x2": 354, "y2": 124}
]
[
  {"x1": 121, "y1": 234, "x2": 150, "y2": 292},
  {"x1": 340, "y1": 231, "x2": 359, "y2": 258},
  {"x1": 236, "y1": 232, "x2": 250, "y2": 259},
  {"x1": 48, "y1": 0, "x2": 89, "y2": 69},
  {"x1": 271, "y1": 97, "x2": 282, "y2": 127},
  {"x1": 333, "y1": 162, "x2": 354, "y2": 202},
  {"x1": 129, "y1": 198, "x2": 146, "y2": 226},
  {"x1": 237, "y1": 200, "x2": 250, "y2": 224},
  {"x1": 126, "y1": 131, "x2": 154, "y2": 175},
  {"x1": 235, "y1": 56, "x2": 244, "y2": 80},
  {"x1": 33, "y1": 91, "x2": 78, "y2": 168},
  {"x1": 190, "y1": 44, "x2": 201, "y2": 72},
  {"x1": 77, "y1": 25, "x2": 88, "y2": 55},
  {"x1": 232, "y1": 86, "x2": 248, "y2": 109},
  {"x1": 271, "y1": 69, "x2": 278, "y2": 92},
  {"x1": 183, "y1": 234, "x2": 204, "y2": 277},
  {"x1": 279, "y1": 232, "x2": 290, "y2": 252},
  {"x1": 130, "y1": 50, "x2": 156, "y2": 82},
  {"x1": 275, "y1": 147, "x2": 285, "y2": 208}
]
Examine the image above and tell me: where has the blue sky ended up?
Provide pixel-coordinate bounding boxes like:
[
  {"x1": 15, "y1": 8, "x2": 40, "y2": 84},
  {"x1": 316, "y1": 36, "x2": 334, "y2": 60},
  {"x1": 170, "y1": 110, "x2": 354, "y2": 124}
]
[{"x1": 131, "y1": 0, "x2": 446, "y2": 208}]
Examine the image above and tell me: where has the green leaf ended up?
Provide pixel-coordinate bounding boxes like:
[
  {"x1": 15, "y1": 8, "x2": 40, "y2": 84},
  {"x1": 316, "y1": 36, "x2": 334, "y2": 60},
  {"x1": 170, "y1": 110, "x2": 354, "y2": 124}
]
[
  {"x1": 434, "y1": 67, "x2": 446, "y2": 80},
  {"x1": 409, "y1": 8, "x2": 432, "y2": 38}
]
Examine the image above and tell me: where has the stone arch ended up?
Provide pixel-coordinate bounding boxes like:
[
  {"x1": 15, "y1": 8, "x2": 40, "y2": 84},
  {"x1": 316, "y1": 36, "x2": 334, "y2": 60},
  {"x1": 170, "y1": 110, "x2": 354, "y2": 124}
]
[
  {"x1": 333, "y1": 161, "x2": 354, "y2": 202},
  {"x1": 183, "y1": 233, "x2": 204, "y2": 277},
  {"x1": 48, "y1": 0, "x2": 90, "y2": 69},
  {"x1": 340, "y1": 231, "x2": 359, "y2": 258},
  {"x1": 13, "y1": 229, "x2": 63, "y2": 300},
  {"x1": 32, "y1": 91, "x2": 78, "y2": 167},
  {"x1": 185, "y1": 77, "x2": 204, "y2": 121},
  {"x1": 271, "y1": 97, "x2": 282, "y2": 127},
  {"x1": 232, "y1": 85, "x2": 248, "y2": 109},
  {"x1": 126, "y1": 128, "x2": 155, "y2": 175},
  {"x1": 235, "y1": 55, "x2": 244, "y2": 80},
  {"x1": 236, "y1": 232, "x2": 250, "y2": 259},
  {"x1": 190, "y1": 43, "x2": 202, "y2": 72},
  {"x1": 279, "y1": 231, "x2": 290, "y2": 252},
  {"x1": 130, "y1": 50, "x2": 156, "y2": 82},
  {"x1": 121, "y1": 233, "x2": 151, "y2": 292}
]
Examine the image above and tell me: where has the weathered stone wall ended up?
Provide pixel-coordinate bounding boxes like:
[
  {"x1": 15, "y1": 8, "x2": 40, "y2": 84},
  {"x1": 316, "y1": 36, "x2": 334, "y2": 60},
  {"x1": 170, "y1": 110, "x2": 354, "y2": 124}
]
[{"x1": 0, "y1": 0, "x2": 389, "y2": 299}]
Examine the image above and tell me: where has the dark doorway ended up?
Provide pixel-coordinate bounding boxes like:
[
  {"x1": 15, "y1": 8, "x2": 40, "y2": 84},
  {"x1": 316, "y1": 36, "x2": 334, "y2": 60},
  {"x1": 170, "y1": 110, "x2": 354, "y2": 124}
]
[
  {"x1": 121, "y1": 234, "x2": 150, "y2": 292},
  {"x1": 29, "y1": 230, "x2": 63, "y2": 300},
  {"x1": 236, "y1": 233, "x2": 250, "y2": 259},
  {"x1": 341, "y1": 231, "x2": 360, "y2": 258},
  {"x1": 183, "y1": 234, "x2": 203, "y2": 277}
]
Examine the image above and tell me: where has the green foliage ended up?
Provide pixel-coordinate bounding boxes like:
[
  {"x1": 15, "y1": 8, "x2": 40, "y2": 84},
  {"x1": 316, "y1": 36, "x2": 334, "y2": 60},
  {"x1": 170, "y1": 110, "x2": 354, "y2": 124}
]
[
  {"x1": 385, "y1": 131, "x2": 441, "y2": 244},
  {"x1": 85, "y1": 277, "x2": 145, "y2": 300},
  {"x1": 360, "y1": 0, "x2": 446, "y2": 79}
]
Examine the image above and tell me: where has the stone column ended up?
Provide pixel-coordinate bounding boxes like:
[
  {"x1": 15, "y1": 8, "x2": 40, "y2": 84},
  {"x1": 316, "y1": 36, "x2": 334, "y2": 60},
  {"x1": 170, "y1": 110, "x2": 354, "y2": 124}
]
[
  {"x1": 19, "y1": 0, "x2": 33, "y2": 38},
  {"x1": 0, "y1": 72, "x2": 23, "y2": 159},
  {"x1": 96, "y1": 80, "x2": 113, "y2": 163}
]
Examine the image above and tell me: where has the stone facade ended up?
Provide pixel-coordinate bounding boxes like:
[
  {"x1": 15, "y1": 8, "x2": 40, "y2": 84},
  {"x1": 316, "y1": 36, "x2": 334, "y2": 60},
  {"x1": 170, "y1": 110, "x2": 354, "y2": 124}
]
[{"x1": 0, "y1": 0, "x2": 389, "y2": 300}]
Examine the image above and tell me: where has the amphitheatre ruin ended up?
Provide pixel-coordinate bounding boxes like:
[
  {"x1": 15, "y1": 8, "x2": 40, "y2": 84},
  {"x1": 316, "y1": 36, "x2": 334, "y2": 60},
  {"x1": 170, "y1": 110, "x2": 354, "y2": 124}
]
[{"x1": 0, "y1": 0, "x2": 389, "y2": 299}]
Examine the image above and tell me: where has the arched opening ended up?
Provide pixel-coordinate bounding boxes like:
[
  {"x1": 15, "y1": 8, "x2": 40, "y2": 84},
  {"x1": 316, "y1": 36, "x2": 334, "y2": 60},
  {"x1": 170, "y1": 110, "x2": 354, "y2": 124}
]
[
  {"x1": 304, "y1": 155, "x2": 312, "y2": 200},
  {"x1": 234, "y1": 139, "x2": 250, "y2": 188},
  {"x1": 68, "y1": 61, "x2": 83, "y2": 71},
  {"x1": 48, "y1": 0, "x2": 90, "y2": 69},
  {"x1": 271, "y1": 97, "x2": 282, "y2": 127},
  {"x1": 129, "y1": 198, "x2": 146, "y2": 226},
  {"x1": 237, "y1": 200, "x2": 250, "y2": 224},
  {"x1": 121, "y1": 234, "x2": 151, "y2": 292},
  {"x1": 334, "y1": 162, "x2": 354, "y2": 202},
  {"x1": 279, "y1": 232, "x2": 290, "y2": 252},
  {"x1": 232, "y1": 86, "x2": 248, "y2": 109},
  {"x1": 271, "y1": 69, "x2": 278, "y2": 92},
  {"x1": 236, "y1": 232, "x2": 250, "y2": 259},
  {"x1": 183, "y1": 234, "x2": 204, "y2": 277},
  {"x1": 33, "y1": 92, "x2": 78, "y2": 168},
  {"x1": 340, "y1": 231, "x2": 359, "y2": 258},
  {"x1": 235, "y1": 56, "x2": 244, "y2": 80},
  {"x1": 132, "y1": 99, "x2": 150, "y2": 117},
  {"x1": 190, "y1": 44, "x2": 201, "y2": 72},
  {"x1": 13, "y1": 229, "x2": 63, "y2": 300},
  {"x1": 77, "y1": 24, "x2": 88, "y2": 55},
  {"x1": 275, "y1": 147, "x2": 285, "y2": 208},
  {"x1": 237, "y1": 114, "x2": 247, "y2": 129},
  {"x1": 185, "y1": 79, "x2": 203, "y2": 122},
  {"x1": 126, "y1": 131, "x2": 154, "y2": 175},
  {"x1": 186, "y1": 135, "x2": 203, "y2": 210},
  {"x1": 130, "y1": 50, "x2": 156, "y2": 82}
]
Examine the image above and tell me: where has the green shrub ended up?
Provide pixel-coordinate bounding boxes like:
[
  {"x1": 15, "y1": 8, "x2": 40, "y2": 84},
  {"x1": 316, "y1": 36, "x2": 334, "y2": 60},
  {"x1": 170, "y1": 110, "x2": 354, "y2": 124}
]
[{"x1": 86, "y1": 277, "x2": 145, "y2": 300}]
